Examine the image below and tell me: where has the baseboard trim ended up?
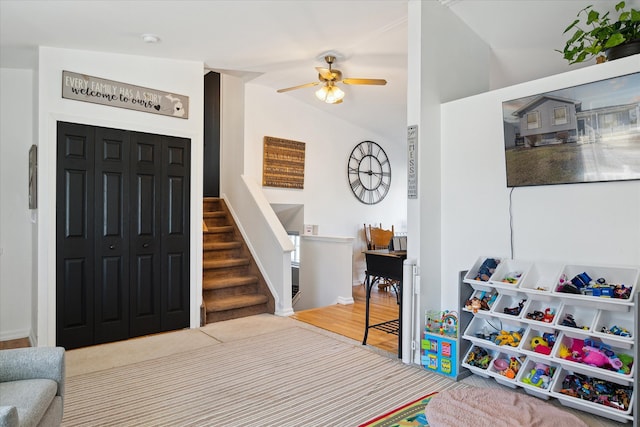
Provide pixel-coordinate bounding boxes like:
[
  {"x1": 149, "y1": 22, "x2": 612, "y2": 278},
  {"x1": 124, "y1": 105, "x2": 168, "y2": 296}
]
[
  {"x1": 337, "y1": 296, "x2": 354, "y2": 305},
  {"x1": 0, "y1": 328, "x2": 31, "y2": 342}
]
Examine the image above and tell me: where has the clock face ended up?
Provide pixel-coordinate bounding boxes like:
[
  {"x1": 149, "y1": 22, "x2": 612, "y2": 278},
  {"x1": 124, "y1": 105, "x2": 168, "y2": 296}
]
[{"x1": 348, "y1": 141, "x2": 391, "y2": 205}]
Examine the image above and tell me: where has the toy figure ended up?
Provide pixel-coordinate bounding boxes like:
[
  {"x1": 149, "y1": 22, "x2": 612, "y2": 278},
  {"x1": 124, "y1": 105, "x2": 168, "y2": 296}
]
[
  {"x1": 522, "y1": 363, "x2": 551, "y2": 389},
  {"x1": 475, "y1": 258, "x2": 499, "y2": 282},
  {"x1": 562, "y1": 314, "x2": 576, "y2": 327},
  {"x1": 494, "y1": 329, "x2": 523, "y2": 347},
  {"x1": 582, "y1": 342, "x2": 623, "y2": 371},
  {"x1": 503, "y1": 299, "x2": 526, "y2": 316}
]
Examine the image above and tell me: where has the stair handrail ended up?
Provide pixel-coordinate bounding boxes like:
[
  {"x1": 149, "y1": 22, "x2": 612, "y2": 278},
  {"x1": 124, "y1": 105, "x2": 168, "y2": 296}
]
[{"x1": 221, "y1": 175, "x2": 295, "y2": 316}]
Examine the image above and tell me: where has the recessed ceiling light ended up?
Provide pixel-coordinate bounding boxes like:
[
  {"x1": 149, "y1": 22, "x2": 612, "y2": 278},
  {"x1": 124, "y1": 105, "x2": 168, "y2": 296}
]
[{"x1": 141, "y1": 34, "x2": 160, "y2": 43}]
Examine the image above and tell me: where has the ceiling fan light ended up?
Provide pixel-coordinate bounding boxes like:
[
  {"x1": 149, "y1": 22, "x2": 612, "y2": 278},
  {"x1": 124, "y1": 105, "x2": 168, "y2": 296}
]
[
  {"x1": 315, "y1": 86, "x2": 329, "y2": 101},
  {"x1": 325, "y1": 86, "x2": 344, "y2": 104}
]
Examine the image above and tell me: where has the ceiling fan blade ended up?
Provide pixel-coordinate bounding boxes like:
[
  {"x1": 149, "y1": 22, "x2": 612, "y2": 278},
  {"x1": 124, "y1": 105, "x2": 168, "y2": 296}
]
[
  {"x1": 342, "y1": 78, "x2": 387, "y2": 86},
  {"x1": 276, "y1": 82, "x2": 320, "y2": 93}
]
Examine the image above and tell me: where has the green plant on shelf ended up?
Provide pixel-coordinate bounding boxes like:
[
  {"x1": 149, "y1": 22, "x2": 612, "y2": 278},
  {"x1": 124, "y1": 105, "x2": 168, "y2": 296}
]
[{"x1": 558, "y1": 1, "x2": 640, "y2": 64}]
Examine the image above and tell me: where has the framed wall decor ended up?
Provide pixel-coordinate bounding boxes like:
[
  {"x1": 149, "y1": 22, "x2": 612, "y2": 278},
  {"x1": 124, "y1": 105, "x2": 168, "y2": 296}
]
[
  {"x1": 262, "y1": 136, "x2": 306, "y2": 189},
  {"x1": 29, "y1": 144, "x2": 37, "y2": 209},
  {"x1": 502, "y1": 72, "x2": 640, "y2": 187}
]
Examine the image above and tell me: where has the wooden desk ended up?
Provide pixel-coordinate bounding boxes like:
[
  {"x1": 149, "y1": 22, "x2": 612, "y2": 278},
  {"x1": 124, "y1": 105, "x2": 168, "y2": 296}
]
[{"x1": 362, "y1": 250, "x2": 407, "y2": 358}]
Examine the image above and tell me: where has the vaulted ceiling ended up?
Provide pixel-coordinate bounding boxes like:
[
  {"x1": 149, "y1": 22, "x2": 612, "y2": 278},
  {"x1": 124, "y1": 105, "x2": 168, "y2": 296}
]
[{"x1": 0, "y1": 0, "x2": 629, "y2": 142}]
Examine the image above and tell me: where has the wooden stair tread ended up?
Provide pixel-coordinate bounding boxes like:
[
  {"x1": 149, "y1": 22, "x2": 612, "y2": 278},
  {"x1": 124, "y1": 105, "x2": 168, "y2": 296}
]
[
  {"x1": 203, "y1": 241, "x2": 242, "y2": 250},
  {"x1": 204, "y1": 225, "x2": 234, "y2": 234},
  {"x1": 205, "y1": 294, "x2": 269, "y2": 312},
  {"x1": 203, "y1": 211, "x2": 225, "y2": 218},
  {"x1": 203, "y1": 275, "x2": 258, "y2": 290},
  {"x1": 203, "y1": 258, "x2": 249, "y2": 269}
]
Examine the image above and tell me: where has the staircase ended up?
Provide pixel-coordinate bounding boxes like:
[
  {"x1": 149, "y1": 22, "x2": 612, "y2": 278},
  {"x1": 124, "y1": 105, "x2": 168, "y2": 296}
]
[{"x1": 202, "y1": 197, "x2": 275, "y2": 324}]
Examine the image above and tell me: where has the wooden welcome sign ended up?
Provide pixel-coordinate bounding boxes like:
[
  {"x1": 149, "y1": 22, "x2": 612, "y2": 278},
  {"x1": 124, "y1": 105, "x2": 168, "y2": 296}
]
[{"x1": 62, "y1": 70, "x2": 189, "y2": 119}]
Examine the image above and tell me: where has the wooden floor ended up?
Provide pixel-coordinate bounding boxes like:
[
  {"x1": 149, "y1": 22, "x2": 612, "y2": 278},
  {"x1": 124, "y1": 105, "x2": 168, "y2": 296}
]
[
  {"x1": 291, "y1": 283, "x2": 400, "y2": 355},
  {"x1": 0, "y1": 337, "x2": 30, "y2": 349}
]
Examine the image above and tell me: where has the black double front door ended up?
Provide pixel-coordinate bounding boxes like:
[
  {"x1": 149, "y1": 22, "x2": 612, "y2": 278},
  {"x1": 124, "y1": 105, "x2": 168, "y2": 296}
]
[{"x1": 56, "y1": 121, "x2": 190, "y2": 350}]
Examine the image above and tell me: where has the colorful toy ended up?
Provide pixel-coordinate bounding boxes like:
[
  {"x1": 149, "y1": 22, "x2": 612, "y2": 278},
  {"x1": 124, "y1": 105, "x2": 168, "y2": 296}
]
[
  {"x1": 542, "y1": 308, "x2": 555, "y2": 323},
  {"x1": 560, "y1": 372, "x2": 633, "y2": 411},
  {"x1": 542, "y1": 332, "x2": 557, "y2": 348},
  {"x1": 617, "y1": 354, "x2": 634, "y2": 375},
  {"x1": 474, "y1": 258, "x2": 499, "y2": 282},
  {"x1": 501, "y1": 271, "x2": 522, "y2": 284},
  {"x1": 494, "y1": 329, "x2": 523, "y2": 347},
  {"x1": 556, "y1": 273, "x2": 633, "y2": 299},
  {"x1": 525, "y1": 310, "x2": 544, "y2": 321},
  {"x1": 530, "y1": 336, "x2": 547, "y2": 348},
  {"x1": 557, "y1": 343, "x2": 571, "y2": 359},
  {"x1": 559, "y1": 313, "x2": 587, "y2": 329},
  {"x1": 464, "y1": 291, "x2": 496, "y2": 313},
  {"x1": 530, "y1": 336, "x2": 552, "y2": 355},
  {"x1": 603, "y1": 325, "x2": 632, "y2": 338},
  {"x1": 521, "y1": 363, "x2": 552, "y2": 389},
  {"x1": 503, "y1": 299, "x2": 526, "y2": 316},
  {"x1": 425, "y1": 310, "x2": 458, "y2": 336},
  {"x1": 493, "y1": 356, "x2": 522, "y2": 379},
  {"x1": 559, "y1": 337, "x2": 585, "y2": 362},
  {"x1": 465, "y1": 346, "x2": 493, "y2": 369},
  {"x1": 582, "y1": 340, "x2": 623, "y2": 371}
]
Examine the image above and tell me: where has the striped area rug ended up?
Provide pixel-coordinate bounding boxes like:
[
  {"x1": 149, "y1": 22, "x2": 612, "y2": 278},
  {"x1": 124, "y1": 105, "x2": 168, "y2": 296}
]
[{"x1": 62, "y1": 326, "x2": 469, "y2": 426}]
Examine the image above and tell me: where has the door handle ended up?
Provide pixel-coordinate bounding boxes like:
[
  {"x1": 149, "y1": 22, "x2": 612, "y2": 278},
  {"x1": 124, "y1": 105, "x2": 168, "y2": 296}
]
[{"x1": 143, "y1": 243, "x2": 149, "y2": 248}]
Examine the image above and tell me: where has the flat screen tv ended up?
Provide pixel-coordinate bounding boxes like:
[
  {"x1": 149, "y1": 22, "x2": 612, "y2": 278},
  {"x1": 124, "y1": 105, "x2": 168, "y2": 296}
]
[{"x1": 502, "y1": 72, "x2": 640, "y2": 187}]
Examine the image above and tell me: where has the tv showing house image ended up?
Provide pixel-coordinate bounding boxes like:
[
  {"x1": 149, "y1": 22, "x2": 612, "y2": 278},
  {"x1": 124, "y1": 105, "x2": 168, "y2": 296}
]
[{"x1": 502, "y1": 72, "x2": 640, "y2": 187}]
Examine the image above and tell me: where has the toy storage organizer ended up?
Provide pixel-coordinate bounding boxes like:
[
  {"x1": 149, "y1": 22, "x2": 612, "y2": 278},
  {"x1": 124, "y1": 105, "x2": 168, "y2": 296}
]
[
  {"x1": 460, "y1": 257, "x2": 639, "y2": 423},
  {"x1": 421, "y1": 272, "x2": 473, "y2": 381}
]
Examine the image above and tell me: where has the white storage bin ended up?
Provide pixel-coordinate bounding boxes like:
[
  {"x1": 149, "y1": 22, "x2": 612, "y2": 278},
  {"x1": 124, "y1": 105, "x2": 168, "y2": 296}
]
[
  {"x1": 463, "y1": 316, "x2": 526, "y2": 350},
  {"x1": 461, "y1": 345, "x2": 496, "y2": 378},
  {"x1": 462, "y1": 289, "x2": 498, "y2": 315},
  {"x1": 519, "y1": 327, "x2": 558, "y2": 361},
  {"x1": 553, "y1": 304, "x2": 595, "y2": 337},
  {"x1": 521, "y1": 299, "x2": 561, "y2": 332},
  {"x1": 489, "y1": 353, "x2": 526, "y2": 388},
  {"x1": 551, "y1": 333, "x2": 634, "y2": 384},
  {"x1": 463, "y1": 256, "x2": 503, "y2": 291},
  {"x1": 516, "y1": 358, "x2": 558, "y2": 399},
  {"x1": 552, "y1": 264, "x2": 639, "y2": 305},
  {"x1": 518, "y1": 261, "x2": 563, "y2": 301},
  {"x1": 592, "y1": 309, "x2": 634, "y2": 349},
  {"x1": 551, "y1": 369, "x2": 634, "y2": 422},
  {"x1": 488, "y1": 259, "x2": 532, "y2": 294},
  {"x1": 490, "y1": 294, "x2": 528, "y2": 320}
]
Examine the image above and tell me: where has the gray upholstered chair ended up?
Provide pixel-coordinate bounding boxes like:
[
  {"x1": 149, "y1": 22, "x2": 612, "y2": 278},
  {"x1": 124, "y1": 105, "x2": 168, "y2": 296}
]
[{"x1": 0, "y1": 347, "x2": 65, "y2": 427}]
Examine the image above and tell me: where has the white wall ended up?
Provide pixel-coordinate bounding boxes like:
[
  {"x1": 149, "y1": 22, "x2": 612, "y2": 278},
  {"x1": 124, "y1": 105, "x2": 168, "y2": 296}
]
[
  {"x1": 35, "y1": 47, "x2": 204, "y2": 346},
  {"x1": 244, "y1": 83, "x2": 408, "y2": 285},
  {"x1": 0, "y1": 68, "x2": 34, "y2": 341},
  {"x1": 441, "y1": 55, "x2": 640, "y2": 311},
  {"x1": 407, "y1": 1, "x2": 492, "y2": 326}
]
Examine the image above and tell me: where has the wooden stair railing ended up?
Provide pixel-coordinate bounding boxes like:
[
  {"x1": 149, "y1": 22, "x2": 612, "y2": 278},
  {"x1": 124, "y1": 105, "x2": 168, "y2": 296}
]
[{"x1": 202, "y1": 197, "x2": 275, "y2": 323}]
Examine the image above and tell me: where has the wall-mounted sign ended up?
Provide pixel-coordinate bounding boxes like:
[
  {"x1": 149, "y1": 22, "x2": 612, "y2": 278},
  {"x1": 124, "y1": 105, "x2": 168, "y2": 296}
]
[
  {"x1": 407, "y1": 125, "x2": 418, "y2": 199},
  {"x1": 62, "y1": 70, "x2": 189, "y2": 119}
]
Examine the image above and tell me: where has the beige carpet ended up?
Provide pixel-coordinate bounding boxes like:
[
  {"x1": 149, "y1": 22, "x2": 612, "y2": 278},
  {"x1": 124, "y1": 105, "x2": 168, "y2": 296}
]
[
  {"x1": 62, "y1": 315, "x2": 624, "y2": 427},
  {"x1": 62, "y1": 319, "x2": 468, "y2": 426}
]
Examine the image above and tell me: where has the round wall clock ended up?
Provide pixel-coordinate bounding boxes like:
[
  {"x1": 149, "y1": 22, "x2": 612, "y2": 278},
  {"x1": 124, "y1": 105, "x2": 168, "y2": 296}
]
[{"x1": 347, "y1": 140, "x2": 391, "y2": 205}]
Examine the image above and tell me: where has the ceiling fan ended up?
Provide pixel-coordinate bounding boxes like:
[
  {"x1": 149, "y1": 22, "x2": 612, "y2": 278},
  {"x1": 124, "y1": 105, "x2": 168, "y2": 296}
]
[{"x1": 276, "y1": 55, "x2": 387, "y2": 104}]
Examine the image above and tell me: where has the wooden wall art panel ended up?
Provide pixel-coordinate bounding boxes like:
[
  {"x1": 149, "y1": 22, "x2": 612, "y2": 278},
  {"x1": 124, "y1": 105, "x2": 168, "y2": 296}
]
[{"x1": 262, "y1": 136, "x2": 305, "y2": 189}]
